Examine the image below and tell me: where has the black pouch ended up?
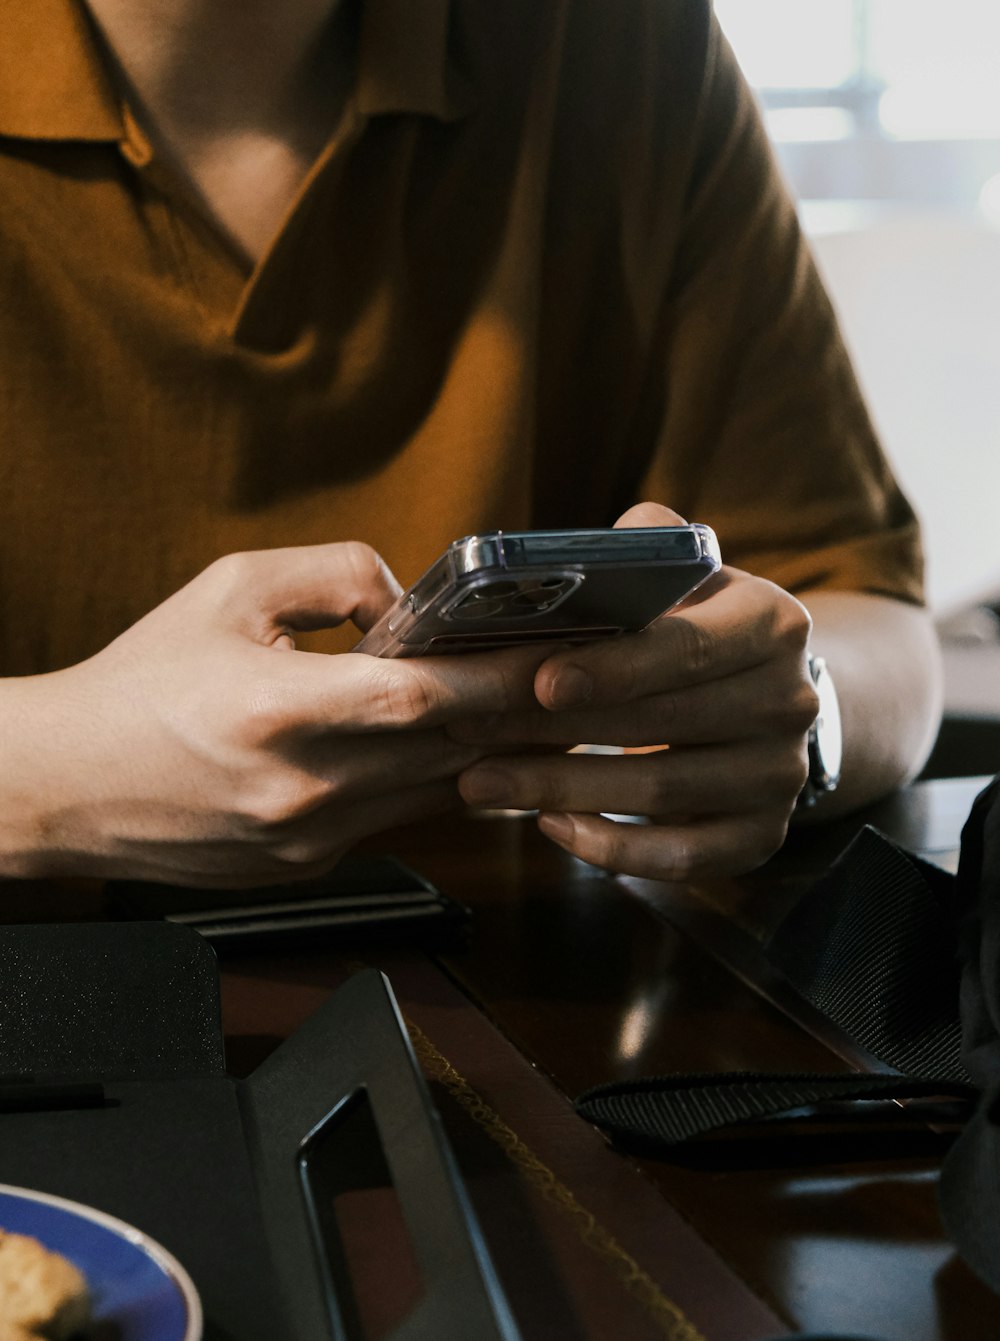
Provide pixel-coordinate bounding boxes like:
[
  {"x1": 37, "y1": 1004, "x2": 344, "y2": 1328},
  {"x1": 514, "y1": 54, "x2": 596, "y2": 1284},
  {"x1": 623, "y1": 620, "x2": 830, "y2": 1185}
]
[{"x1": 575, "y1": 776, "x2": 1000, "y2": 1295}]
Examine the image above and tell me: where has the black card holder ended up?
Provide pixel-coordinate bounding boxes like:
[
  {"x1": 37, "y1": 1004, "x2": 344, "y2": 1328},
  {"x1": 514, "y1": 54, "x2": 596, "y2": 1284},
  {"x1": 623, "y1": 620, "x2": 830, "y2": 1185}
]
[
  {"x1": 106, "y1": 855, "x2": 471, "y2": 954},
  {"x1": 0, "y1": 923, "x2": 519, "y2": 1341}
]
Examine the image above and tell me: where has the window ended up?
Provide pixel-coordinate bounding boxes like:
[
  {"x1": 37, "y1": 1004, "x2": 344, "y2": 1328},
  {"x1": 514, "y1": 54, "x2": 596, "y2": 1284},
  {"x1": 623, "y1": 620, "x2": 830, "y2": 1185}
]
[
  {"x1": 715, "y1": 0, "x2": 1000, "y2": 209},
  {"x1": 714, "y1": 2, "x2": 1000, "y2": 617}
]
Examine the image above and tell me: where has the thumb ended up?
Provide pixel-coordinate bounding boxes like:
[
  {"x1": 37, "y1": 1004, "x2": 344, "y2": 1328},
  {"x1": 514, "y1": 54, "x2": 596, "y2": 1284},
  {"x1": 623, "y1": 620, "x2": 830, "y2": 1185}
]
[{"x1": 614, "y1": 501, "x2": 688, "y2": 529}]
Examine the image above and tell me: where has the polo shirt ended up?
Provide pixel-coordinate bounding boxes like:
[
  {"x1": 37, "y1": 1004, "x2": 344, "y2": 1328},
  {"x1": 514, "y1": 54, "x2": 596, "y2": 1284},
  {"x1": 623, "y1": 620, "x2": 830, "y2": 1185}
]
[{"x1": 0, "y1": 0, "x2": 923, "y2": 677}]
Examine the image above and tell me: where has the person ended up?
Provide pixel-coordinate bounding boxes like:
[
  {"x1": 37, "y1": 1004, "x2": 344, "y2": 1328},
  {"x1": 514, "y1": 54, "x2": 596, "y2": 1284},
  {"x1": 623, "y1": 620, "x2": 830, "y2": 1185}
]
[{"x1": 0, "y1": 0, "x2": 941, "y2": 889}]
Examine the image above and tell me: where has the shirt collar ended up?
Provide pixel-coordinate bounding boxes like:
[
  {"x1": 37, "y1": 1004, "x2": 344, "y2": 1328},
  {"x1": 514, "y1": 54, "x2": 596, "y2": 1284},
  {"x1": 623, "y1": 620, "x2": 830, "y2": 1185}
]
[
  {"x1": 0, "y1": 0, "x2": 123, "y2": 141},
  {"x1": 0, "y1": 0, "x2": 470, "y2": 144}
]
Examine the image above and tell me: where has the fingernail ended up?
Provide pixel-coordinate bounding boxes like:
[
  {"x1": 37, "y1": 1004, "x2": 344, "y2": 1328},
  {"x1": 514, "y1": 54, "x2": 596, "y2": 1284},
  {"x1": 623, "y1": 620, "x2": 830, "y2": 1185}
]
[
  {"x1": 538, "y1": 811, "x2": 575, "y2": 843},
  {"x1": 461, "y1": 765, "x2": 513, "y2": 806},
  {"x1": 547, "y1": 665, "x2": 592, "y2": 710}
]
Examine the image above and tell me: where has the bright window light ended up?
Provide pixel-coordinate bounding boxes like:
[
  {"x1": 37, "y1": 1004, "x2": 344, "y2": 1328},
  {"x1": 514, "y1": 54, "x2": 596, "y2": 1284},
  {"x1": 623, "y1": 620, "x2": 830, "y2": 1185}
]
[
  {"x1": 714, "y1": 0, "x2": 856, "y2": 89},
  {"x1": 718, "y1": 0, "x2": 1000, "y2": 141},
  {"x1": 764, "y1": 107, "x2": 855, "y2": 142},
  {"x1": 871, "y1": 0, "x2": 1000, "y2": 137},
  {"x1": 880, "y1": 84, "x2": 1000, "y2": 140}
]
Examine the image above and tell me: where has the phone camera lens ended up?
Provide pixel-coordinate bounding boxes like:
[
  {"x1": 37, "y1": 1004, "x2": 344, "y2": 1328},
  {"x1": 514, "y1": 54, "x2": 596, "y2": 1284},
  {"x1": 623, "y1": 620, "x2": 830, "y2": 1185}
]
[
  {"x1": 447, "y1": 576, "x2": 574, "y2": 622},
  {"x1": 512, "y1": 578, "x2": 573, "y2": 611},
  {"x1": 457, "y1": 582, "x2": 518, "y2": 604},
  {"x1": 512, "y1": 588, "x2": 554, "y2": 610},
  {"x1": 450, "y1": 591, "x2": 507, "y2": 620}
]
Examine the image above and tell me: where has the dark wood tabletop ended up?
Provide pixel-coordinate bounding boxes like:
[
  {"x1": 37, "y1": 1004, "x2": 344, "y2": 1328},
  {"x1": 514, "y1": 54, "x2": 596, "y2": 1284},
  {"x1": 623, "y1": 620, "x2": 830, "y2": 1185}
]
[
  {"x1": 6, "y1": 775, "x2": 997, "y2": 1340},
  {"x1": 207, "y1": 774, "x2": 1000, "y2": 1341}
]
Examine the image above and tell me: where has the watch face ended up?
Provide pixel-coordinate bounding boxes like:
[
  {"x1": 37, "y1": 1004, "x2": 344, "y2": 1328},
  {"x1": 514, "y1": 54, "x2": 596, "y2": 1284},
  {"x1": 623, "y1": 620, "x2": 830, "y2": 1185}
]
[{"x1": 811, "y1": 657, "x2": 843, "y2": 789}]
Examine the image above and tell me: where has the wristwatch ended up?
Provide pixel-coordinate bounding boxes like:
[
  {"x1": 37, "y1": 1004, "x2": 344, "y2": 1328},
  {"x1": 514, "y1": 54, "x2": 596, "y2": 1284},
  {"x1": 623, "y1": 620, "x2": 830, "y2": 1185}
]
[{"x1": 797, "y1": 654, "x2": 843, "y2": 810}]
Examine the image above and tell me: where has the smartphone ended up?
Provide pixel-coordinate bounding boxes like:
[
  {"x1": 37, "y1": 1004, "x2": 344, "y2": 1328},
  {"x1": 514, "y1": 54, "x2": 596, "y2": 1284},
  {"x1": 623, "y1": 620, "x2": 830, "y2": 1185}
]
[{"x1": 354, "y1": 524, "x2": 721, "y2": 657}]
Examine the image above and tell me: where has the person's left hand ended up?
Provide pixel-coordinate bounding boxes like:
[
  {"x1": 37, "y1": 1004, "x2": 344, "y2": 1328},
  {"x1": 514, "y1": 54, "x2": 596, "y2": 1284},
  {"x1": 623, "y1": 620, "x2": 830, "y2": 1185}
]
[{"x1": 450, "y1": 502, "x2": 819, "y2": 881}]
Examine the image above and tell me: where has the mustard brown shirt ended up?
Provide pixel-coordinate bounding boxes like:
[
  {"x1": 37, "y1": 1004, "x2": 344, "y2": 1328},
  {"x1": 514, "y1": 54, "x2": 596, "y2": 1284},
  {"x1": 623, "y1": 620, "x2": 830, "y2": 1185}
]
[{"x1": 0, "y1": 0, "x2": 922, "y2": 677}]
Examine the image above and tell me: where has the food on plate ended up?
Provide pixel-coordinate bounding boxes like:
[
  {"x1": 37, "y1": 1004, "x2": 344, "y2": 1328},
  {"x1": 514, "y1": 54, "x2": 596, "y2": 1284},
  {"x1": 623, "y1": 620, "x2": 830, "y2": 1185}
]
[{"x1": 0, "y1": 1228, "x2": 91, "y2": 1339}]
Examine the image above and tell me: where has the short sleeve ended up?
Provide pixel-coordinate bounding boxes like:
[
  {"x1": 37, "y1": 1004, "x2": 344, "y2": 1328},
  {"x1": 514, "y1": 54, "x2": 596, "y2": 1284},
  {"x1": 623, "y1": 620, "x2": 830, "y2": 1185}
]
[{"x1": 638, "y1": 10, "x2": 924, "y2": 604}]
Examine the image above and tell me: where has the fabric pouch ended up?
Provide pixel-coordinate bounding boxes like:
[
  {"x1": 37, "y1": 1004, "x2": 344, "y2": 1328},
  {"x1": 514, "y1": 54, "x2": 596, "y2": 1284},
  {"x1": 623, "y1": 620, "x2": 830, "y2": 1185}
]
[{"x1": 575, "y1": 776, "x2": 1000, "y2": 1294}]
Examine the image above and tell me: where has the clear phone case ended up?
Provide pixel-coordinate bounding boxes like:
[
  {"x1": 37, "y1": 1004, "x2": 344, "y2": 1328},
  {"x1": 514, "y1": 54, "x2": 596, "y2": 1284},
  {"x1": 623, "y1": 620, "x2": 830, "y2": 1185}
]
[{"x1": 354, "y1": 524, "x2": 721, "y2": 658}]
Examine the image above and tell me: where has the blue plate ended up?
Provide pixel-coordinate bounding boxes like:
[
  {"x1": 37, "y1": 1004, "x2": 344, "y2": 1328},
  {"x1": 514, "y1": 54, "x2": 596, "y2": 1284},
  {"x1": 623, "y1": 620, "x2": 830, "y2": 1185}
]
[{"x1": 0, "y1": 1184, "x2": 201, "y2": 1340}]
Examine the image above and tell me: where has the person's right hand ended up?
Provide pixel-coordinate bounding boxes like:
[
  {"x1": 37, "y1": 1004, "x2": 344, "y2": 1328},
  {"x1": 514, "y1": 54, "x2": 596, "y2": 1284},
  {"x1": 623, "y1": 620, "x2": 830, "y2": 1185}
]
[{"x1": 2, "y1": 543, "x2": 549, "y2": 886}]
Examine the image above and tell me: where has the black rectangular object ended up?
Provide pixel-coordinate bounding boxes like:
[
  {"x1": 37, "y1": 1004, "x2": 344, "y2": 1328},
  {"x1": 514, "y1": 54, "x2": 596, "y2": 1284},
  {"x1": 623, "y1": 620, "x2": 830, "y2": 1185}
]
[
  {"x1": 107, "y1": 855, "x2": 470, "y2": 953},
  {"x1": 0, "y1": 923, "x2": 519, "y2": 1341}
]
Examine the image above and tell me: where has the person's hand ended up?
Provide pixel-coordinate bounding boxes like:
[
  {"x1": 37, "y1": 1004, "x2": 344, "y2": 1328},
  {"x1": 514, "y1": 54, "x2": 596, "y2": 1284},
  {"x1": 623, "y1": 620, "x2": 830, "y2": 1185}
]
[
  {"x1": 8, "y1": 543, "x2": 549, "y2": 886},
  {"x1": 451, "y1": 503, "x2": 818, "y2": 881}
]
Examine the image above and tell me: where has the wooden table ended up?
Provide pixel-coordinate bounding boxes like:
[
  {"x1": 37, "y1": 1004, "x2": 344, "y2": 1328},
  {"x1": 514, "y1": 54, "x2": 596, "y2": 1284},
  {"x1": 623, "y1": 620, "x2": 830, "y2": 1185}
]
[{"x1": 7, "y1": 776, "x2": 997, "y2": 1340}]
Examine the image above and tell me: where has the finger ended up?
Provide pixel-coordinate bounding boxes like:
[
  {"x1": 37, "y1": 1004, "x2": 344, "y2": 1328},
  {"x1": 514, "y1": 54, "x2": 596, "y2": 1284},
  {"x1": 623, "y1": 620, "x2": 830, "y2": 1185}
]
[
  {"x1": 535, "y1": 809, "x2": 791, "y2": 881},
  {"x1": 197, "y1": 542, "x2": 404, "y2": 637},
  {"x1": 613, "y1": 500, "x2": 688, "y2": 529},
  {"x1": 613, "y1": 501, "x2": 724, "y2": 612},
  {"x1": 293, "y1": 727, "x2": 490, "y2": 801},
  {"x1": 335, "y1": 776, "x2": 464, "y2": 847},
  {"x1": 458, "y1": 740, "x2": 807, "y2": 818},
  {"x1": 451, "y1": 658, "x2": 818, "y2": 748},
  {"x1": 533, "y1": 569, "x2": 811, "y2": 710},
  {"x1": 259, "y1": 639, "x2": 558, "y2": 735}
]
